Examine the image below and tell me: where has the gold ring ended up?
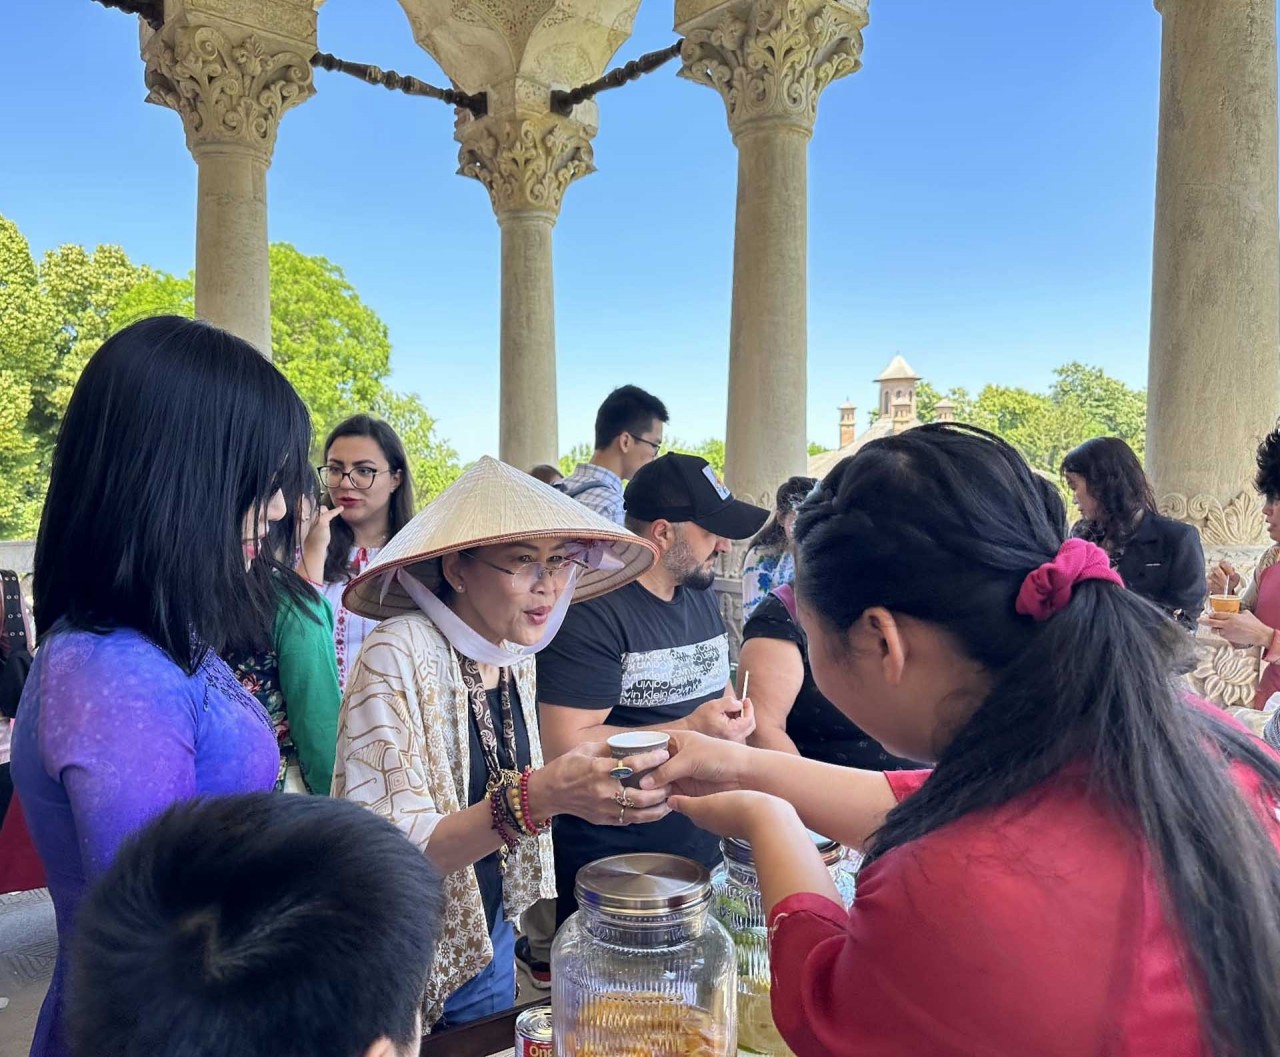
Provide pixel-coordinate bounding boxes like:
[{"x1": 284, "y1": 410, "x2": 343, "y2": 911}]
[
  {"x1": 618, "y1": 804, "x2": 626, "y2": 824},
  {"x1": 613, "y1": 790, "x2": 634, "y2": 808}
]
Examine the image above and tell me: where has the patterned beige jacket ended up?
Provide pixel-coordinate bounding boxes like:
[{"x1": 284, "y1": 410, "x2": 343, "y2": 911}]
[{"x1": 333, "y1": 611, "x2": 556, "y2": 1027}]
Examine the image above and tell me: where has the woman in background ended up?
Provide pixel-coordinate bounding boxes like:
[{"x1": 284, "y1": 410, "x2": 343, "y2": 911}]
[
  {"x1": 1061, "y1": 437, "x2": 1204, "y2": 629},
  {"x1": 742, "y1": 582, "x2": 915, "y2": 770},
  {"x1": 741, "y1": 476, "x2": 816, "y2": 621},
  {"x1": 298, "y1": 415, "x2": 414, "y2": 689}
]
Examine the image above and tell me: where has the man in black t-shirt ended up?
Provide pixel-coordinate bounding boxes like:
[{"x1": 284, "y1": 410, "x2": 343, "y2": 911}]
[{"x1": 538, "y1": 453, "x2": 768, "y2": 924}]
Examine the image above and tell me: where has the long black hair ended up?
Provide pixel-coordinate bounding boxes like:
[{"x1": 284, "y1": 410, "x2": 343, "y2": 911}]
[
  {"x1": 320, "y1": 415, "x2": 414, "y2": 584},
  {"x1": 1061, "y1": 436, "x2": 1156, "y2": 550},
  {"x1": 795, "y1": 423, "x2": 1280, "y2": 1056},
  {"x1": 34, "y1": 316, "x2": 312, "y2": 673},
  {"x1": 746, "y1": 475, "x2": 817, "y2": 555}
]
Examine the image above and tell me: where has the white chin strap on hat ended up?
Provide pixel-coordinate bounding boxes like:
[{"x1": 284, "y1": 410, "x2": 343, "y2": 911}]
[{"x1": 380, "y1": 540, "x2": 625, "y2": 669}]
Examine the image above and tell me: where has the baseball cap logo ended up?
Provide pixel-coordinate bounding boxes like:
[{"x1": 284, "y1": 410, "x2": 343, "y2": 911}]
[{"x1": 702, "y1": 465, "x2": 731, "y2": 500}]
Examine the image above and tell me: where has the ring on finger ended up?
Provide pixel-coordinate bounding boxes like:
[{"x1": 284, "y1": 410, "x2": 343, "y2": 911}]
[
  {"x1": 613, "y1": 789, "x2": 634, "y2": 808},
  {"x1": 618, "y1": 804, "x2": 626, "y2": 824}
]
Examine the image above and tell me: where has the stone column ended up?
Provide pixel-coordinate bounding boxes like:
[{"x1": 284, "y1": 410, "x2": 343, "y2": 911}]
[
  {"x1": 142, "y1": 3, "x2": 316, "y2": 357},
  {"x1": 1147, "y1": 0, "x2": 1280, "y2": 707},
  {"x1": 457, "y1": 111, "x2": 596, "y2": 468},
  {"x1": 679, "y1": 0, "x2": 868, "y2": 502}
]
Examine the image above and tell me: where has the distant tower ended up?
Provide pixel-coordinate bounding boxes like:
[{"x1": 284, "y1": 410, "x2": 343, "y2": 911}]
[
  {"x1": 935, "y1": 397, "x2": 957, "y2": 423},
  {"x1": 875, "y1": 355, "x2": 921, "y2": 420},
  {"x1": 891, "y1": 397, "x2": 913, "y2": 435},
  {"x1": 839, "y1": 400, "x2": 857, "y2": 448}
]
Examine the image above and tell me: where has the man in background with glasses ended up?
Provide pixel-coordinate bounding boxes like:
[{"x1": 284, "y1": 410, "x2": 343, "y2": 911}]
[{"x1": 555, "y1": 385, "x2": 669, "y2": 524}]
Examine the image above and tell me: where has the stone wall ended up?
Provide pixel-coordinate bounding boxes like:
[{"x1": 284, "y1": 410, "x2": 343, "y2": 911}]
[{"x1": 0, "y1": 541, "x2": 34, "y2": 591}]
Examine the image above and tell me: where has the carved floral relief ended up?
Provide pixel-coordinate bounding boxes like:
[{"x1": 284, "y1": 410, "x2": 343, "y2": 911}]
[
  {"x1": 680, "y1": 0, "x2": 868, "y2": 132},
  {"x1": 144, "y1": 25, "x2": 314, "y2": 155},
  {"x1": 456, "y1": 112, "x2": 595, "y2": 214}
]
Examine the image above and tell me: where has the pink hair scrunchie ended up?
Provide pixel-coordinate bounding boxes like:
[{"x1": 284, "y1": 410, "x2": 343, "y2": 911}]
[{"x1": 1015, "y1": 538, "x2": 1124, "y2": 622}]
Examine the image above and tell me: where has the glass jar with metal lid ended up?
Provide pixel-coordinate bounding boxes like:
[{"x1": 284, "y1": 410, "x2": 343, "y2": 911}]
[
  {"x1": 710, "y1": 833, "x2": 857, "y2": 1056},
  {"x1": 551, "y1": 853, "x2": 737, "y2": 1057}
]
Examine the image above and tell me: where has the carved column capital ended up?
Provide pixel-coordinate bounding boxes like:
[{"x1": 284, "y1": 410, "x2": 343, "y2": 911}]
[
  {"x1": 678, "y1": 0, "x2": 868, "y2": 137},
  {"x1": 1158, "y1": 490, "x2": 1271, "y2": 549},
  {"x1": 455, "y1": 111, "x2": 596, "y2": 218},
  {"x1": 143, "y1": 21, "x2": 315, "y2": 159}
]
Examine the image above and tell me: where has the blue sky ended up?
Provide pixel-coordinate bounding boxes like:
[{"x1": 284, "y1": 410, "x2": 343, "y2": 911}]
[{"x1": 0, "y1": 0, "x2": 1162, "y2": 460}]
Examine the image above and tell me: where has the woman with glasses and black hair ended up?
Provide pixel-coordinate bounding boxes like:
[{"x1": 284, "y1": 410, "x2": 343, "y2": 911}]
[
  {"x1": 334, "y1": 458, "x2": 671, "y2": 1031},
  {"x1": 10, "y1": 316, "x2": 312, "y2": 1057},
  {"x1": 297, "y1": 414, "x2": 414, "y2": 689},
  {"x1": 1061, "y1": 436, "x2": 1205, "y2": 630}
]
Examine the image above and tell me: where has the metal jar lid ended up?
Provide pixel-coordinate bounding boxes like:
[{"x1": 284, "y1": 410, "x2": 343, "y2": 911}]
[
  {"x1": 722, "y1": 830, "x2": 842, "y2": 869},
  {"x1": 575, "y1": 853, "x2": 711, "y2": 916}
]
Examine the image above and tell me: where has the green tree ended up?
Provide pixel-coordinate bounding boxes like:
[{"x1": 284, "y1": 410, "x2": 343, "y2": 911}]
[
  {"x1": 558, "y1": 442, "x2": 594, "y2": 478},
  {"x1": 269, "y1": 244, "x2": 388, "y2": 435},
  {"x1": 669, "y1": 437, "x2": 726, "y2": 477},
  {"x1": 808, "y1": 441, "x2": 828, "y2": 457},
  {"x1": 0, "y1": 217, "x2": 52, "y2": 535},
  {"x1": 373, "y1": 388, "x2": 461, "y2": 504},
  {"x1": 0, "y1": 374, "x2": 38, "y2": 536},
  {"x1": 1050, "y1": 362, "x2": 1146, "y2": 461},
  {"x1": 899, "y1": 364, "x2": 1146, "y2": 488},
  {"x1": 915, "y1": 381, "x2": 975, "y2": 424},
  {"x1": 109, "y1": 272, "x2": 194, "y2": 328},
  {"x1": 118, "y1": 244, "x2": 461, "y2": 505},
  {"x1": 39, "y1": 243, "x2": 153, "y2": 430},
  {"x1": 0, "y1": 213, "x2": 460, "y2": 535}
]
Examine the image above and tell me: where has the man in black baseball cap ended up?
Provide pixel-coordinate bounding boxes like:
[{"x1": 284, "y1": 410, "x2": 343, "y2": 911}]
[
  {"x1": 623, "y1": 453, "x2": 772, "y2": 556},
  {"x1": 536, "y1": 454, "x2": 768, "y2": 928}
]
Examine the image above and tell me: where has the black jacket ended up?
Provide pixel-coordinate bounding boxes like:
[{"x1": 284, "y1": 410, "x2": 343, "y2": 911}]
[{"x1": 1109, "y1": 512, "x2": 1206, "y2": 631}]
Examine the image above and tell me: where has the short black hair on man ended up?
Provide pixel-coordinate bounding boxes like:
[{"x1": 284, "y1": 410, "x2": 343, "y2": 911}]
[
  {"x1": 1256, "y1": 420, "x2": 1280, "y2": 502},
  {"x1": 593, "y1": 385, "x2": 669, "y2": 451},
  {"x1": 70, "y1": 794, "x2": 441, "y2": 1057}
]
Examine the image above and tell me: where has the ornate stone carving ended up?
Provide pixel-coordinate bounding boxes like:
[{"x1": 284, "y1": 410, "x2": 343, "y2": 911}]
[
  {"x1": 1158, "y1": 490, "x2": 1269, "y2": 548},
  {"x1": 400, "y1": 0, "x2": 644, "y2": 103},
  {"x1": 456, "y1": 111, "x2": 595, "y2": 215},
  {"x1": 1189, "y1": 636, "x2": 1263, "y2": 709},
  {"x1": 1160, "y1": 488, "x2": 1272, "y2": 708},
  {"x1": 144, "y1": 24, "x2": 315, "y2": 156},
  {"x1": 186, "y1": 0, "x2": 317, "y2": 42},
  {"x1": 679, "y1": 0, "x2": 868, "y2": 134}
]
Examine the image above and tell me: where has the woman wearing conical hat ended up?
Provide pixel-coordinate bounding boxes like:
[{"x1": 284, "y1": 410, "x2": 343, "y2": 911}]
[{"x1": 333, "y1": 457, "x2": 669, "y2": 1031}]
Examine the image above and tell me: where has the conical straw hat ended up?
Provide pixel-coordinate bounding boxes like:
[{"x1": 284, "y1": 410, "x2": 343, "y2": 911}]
[{"x1": 343, "y1": 456, "x2": 658, "y2": 620}]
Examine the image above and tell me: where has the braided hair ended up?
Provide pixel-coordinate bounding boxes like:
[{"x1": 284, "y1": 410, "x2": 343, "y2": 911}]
[{"x1": 793, "y1": 423, "x2": 1280, "y2": 1057}]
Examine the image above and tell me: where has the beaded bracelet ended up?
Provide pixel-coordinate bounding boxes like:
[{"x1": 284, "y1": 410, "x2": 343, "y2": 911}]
[
  {"x1": 519, "y1": 767, "x2": 551, "y2": 835},
  {"x1": 495, "y1": 770, "x2": 528, "y2": 838},
  {"x1": 502, "y1": 772, "x2": 548, "y2": 839},
  {"x1": 488, "y1": 784, "x2": 521, "y2": 851}
]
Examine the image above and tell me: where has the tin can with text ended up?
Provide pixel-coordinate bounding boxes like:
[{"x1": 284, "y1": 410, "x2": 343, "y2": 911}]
[{"x1": 515, "y1": 1004, "x2": 553, "y2": 1057}]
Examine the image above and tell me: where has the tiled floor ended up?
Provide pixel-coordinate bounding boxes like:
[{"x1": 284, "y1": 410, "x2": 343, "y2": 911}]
[{"x1": 0, "y1": 888, "x2": 54, "y2": 1057}]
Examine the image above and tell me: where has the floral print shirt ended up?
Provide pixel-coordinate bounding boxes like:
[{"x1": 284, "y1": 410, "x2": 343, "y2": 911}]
[{"x1": 741, "y1": 548, "x2": 795, "y2": 621}]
